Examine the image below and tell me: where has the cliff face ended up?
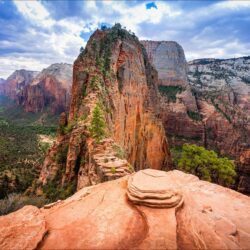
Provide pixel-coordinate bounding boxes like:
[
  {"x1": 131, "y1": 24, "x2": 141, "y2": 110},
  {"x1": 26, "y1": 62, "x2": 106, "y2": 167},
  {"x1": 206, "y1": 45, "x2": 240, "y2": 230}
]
[
  {"x1": 39, "y1": 26, "x2": 171, "y2": 192},
  {"x1": 0, "y1": 70, "x2": 39, "y2": 100},
  {"x1": 141, "y1": 41, "x2": 204, "y2": 146},
  {"x1": 1, "y1": 170, "x2": 250, "y2": 249},
  {"x1": 142, "y1": 42, "x2": 250, "y2": 194},
  {"x1": 17, "y1": 63, "x2": 72, "y2": 114},
  {"x1": 188, "y1": 57, "x2": 250, "y2": 193}
]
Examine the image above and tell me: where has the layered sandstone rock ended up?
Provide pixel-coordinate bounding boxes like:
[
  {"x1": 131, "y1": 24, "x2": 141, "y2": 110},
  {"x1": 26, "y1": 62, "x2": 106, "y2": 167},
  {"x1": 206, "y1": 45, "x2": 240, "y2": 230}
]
[
  {"x1": 39, "y1": 26, "x2": 171, "y2": 192},
  {"x1": 141, "y1": 40, "x2": 204, "y2": 145},
  {"x1": 189, "y1": 57, "x2": 250, "y2": 193},
  {"x1": 127, "y1": 169, "x2": 183, "y2": 207},
  {"x1": 0, "y1": 69, "x2": 39, "y2": 99},
  {"x1": 17, "y1": 63, "x2": 72, "y2": 114},
  {"x1": 1, "y1": 170, "x2": 250, "y2": 249}
]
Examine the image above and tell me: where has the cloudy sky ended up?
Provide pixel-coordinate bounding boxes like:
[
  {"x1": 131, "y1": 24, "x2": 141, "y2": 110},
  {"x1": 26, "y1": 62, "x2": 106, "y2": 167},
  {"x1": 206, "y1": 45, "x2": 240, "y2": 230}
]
[{"x1": 0, "y1": 0, "x2": 250, "y2": 78}]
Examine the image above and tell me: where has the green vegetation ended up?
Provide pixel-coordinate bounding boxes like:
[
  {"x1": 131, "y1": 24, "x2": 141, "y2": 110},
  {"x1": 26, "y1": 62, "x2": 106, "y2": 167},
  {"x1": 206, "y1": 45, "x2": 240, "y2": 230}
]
[
  {"x1": 54, "y1": 145, "x2": 68, "y2": 164},
  {"x1": 0, "y1": 193, "x2": 49, "y2": 215},
  {"x1": 187, "y1": 110, "x2": 202, "y2": 121},
  {"x1": 89, "y1": 104, "x2": 106, "y2": 143},
  {"x1": 158, "y1": 85, "x2": 183, "y2": 102},
  {"x1": 111, "y1": 166, "x2": 116, "y2": 174},
  {"x1": 211, "y1": 98, "x2": 232, "y2": 123},
  {"x1": 177, "y1": 144, "x2": 236, "y2": 186},
  {"x1": 128, "y1": 163, "x2": 134, "y2": 172},
  {"x1": 94, "y1": 23, "x2": 140, "y2": 77},
  {"x1": 0, "y1": 95, "x2": 57, "y2": 199},
  {"x1": 112, "y1": 143, "x2": 127, "y2": 159}
]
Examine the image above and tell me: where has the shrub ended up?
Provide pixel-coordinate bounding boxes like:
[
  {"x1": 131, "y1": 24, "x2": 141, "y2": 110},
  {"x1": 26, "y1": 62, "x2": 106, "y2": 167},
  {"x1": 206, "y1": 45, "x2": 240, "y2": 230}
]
[
  {"x1": 187, "y1": 110, "x2": 202, "y2": 121},
  {"x1": 158, "y1": 85, "x2": 183, "y2": 102},
  {"x1": 177, "y1": 144, "x2": 236, "y2": 186},
  {"x1": 89, "y1": 104, "x2": 106, "y2": 143},
  {"x1": 55, "y1": 145, "x2": 68, "y2": 164},
  {"x1": 111, "y1": 166, "x2": 116, "y2": 174},
  {"x1": 0, "y1": 193, "x2": 49, "y2": 215},
  {"x1": 39, "y1": 142, "x2": 50, "y2": 155},
  {"x1": 112, "y1": 144, "x2": 126, "y2": 159}
]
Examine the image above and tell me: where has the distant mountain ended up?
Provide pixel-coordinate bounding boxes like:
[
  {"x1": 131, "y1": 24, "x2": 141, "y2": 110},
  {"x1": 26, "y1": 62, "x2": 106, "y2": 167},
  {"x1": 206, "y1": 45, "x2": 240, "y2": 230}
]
[
  {"x1": 17, "y1": 63, "x2": 72, "y2": 114},
  {"x1": 0, "y1": 70, "x2": 39, "y2": 99},
  {"x1": 142, "y1": 41, "x2": 250, "y2": 193},
  {"x1": 0, "y1": 63, "x2": 72, "y2": 115}
]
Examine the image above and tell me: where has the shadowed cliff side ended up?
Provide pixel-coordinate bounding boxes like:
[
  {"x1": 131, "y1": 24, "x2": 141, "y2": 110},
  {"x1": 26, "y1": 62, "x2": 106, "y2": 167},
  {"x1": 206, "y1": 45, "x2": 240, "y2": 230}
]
[{"x1": 38, "y1": 24, "x2": 171, "y2": 197}]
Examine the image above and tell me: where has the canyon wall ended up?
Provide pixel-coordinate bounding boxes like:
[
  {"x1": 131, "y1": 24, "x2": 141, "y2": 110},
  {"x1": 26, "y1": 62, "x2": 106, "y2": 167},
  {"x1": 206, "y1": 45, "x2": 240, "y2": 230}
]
[
  {"x1": 0, "y1": 69, "x2": 39, "y2": 100},
  {"x1": 0, "y1": 63, "x2": 72, "y2": 115},
  {"x1": 39, "y1": 26, "x2": 171, "y2": 193},
  {"x1": 142, "y1": 42, "x2": 250, "y2": 194},
  {"x1": 188, "y1": 57, "x2": 250, "y2": 193},
  {"x1": 17, "y1": 63, "x2": 72, "y2": 114},
  {"x1": 141, "y1": 41, "x2": 204, "y2": 146}
]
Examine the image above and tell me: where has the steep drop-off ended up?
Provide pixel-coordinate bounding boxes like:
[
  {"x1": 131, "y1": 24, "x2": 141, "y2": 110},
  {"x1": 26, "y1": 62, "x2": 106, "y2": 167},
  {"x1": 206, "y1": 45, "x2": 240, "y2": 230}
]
[
  {"x1": 141, "y1": 41, "x2": 204, "y2": 145},
  {"x1": 189, "y1": 57, "x2": 250, "y2": 193},
  {"x1": 39, "y1": 26, "x2": 171, "y2": 193},
  {"x1": 142, "y1": 42, "x2": 250, "y2": 193}
]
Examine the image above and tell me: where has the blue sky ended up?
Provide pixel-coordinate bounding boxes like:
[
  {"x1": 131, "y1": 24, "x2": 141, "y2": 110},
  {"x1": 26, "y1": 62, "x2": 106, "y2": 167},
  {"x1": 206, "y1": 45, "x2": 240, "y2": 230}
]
[{"x1": 0, "y1": 0, "x2": 250, "y2": 78}]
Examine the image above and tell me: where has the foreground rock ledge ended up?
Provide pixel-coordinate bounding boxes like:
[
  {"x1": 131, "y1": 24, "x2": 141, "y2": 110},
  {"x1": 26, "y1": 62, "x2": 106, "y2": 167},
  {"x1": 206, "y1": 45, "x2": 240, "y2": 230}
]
[{"x1": 1, "y1": 170, "x2": 250, "y2": 249}]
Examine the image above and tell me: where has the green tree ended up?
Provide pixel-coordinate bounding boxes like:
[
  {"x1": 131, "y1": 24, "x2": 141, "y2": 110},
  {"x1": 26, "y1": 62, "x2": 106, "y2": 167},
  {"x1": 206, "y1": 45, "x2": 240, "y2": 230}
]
[
  {"x1": 89, "y1": 104, "x2": 106, "y2": 143},
  {"x1": 177, "y1": 144, "x2": 236, "y2": 186}
]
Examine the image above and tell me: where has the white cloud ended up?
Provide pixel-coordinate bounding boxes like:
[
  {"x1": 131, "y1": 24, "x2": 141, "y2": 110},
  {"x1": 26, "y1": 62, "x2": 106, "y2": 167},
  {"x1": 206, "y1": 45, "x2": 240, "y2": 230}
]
[
  {"x1": 0, "y1": 0, "x2": 249, "y2": 78},
  {"x1": 14, "y1": 0, "x2": 54, "y2": 27}
]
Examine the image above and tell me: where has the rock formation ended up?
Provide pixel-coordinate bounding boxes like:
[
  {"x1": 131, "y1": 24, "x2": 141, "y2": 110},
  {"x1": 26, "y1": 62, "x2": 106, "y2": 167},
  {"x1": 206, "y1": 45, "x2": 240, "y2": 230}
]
[
  {"x1": 0, "y1": 69, "x2": 39, "y2": 100},
  {"x1": 142, "y1": 41, "x2": 250, "y2": 194},
  {"x1": 189, "y1": 57, "x2": 250, "y2": 193},
  {"x1": 1, "y1": 170, "x2": 250, "y2": 249},
  {"x1": 0, "y1": 64, "x2": 72, "y2": 115},
  {"x1": 17, "y1": 63, "x2": 72, "y2": 114},
  {"x1": 141, "y1": 41, "x2": 204, "y2": 146},
  {"x1": 39, "y1": 25, "x2": 171, "y2": 193}
]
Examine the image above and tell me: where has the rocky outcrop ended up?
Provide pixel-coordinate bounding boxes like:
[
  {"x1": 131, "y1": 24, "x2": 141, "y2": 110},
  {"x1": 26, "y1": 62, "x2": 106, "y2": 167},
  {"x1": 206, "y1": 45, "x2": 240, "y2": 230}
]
[
  {"x1": 189, "y1": 57, "x2": 250, "y2": 193},
  {"x1": 39, "y1": 26, "x2": 171, "y2": 193},
  {"x1": 0, "y1": 206, "x2": 46, "y2": 250},
  {"x1": 237, "y1": 149, "x2": 250, "y2": 193},
  {"x1": 127, "y1": 169, "x2": 183, "y2": 207},
  {"x1": 0, "y1": 64, "x2": 72, "y2": 115},
  {"x1": 17, "y1": 63, "x2": 72, "y2": 114},
  {"x1": 1, "y1": 170, "x2": 250, "y2": 249},
  {"x1": 141, "y1": 41, "x2": 204, "y2": 146},
  {"x1": 0, "y1": 69, "x2": 39, "y2": 99}
]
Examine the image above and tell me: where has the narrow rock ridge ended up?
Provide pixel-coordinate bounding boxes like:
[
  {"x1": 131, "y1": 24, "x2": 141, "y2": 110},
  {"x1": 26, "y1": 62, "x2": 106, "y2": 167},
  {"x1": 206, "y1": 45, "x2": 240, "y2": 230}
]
[
  {"x1": 39, "y1": 26, "x2": 171, "y2": 192},
  {"x1": 1, "y1": 170, "x2": 250, "y2": 249}
]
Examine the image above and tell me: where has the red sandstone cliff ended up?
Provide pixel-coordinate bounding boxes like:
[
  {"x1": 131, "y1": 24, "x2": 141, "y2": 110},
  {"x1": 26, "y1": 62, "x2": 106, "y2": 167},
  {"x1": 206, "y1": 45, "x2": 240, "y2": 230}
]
[
  {"x1": 39, "y1": 25, "x2": 171, "y2": 192},
  {"x1": 142, "y1": 41, "x2": 250, "y2": 194},
  {"x1": 17, "y1": 63, "x2": 72, "y2": 114},
  {"x1": 141, "y1": 41, "x2": 204, "y2": 146},
  {"x1": 0, "y1": 69, "x2": 39, "y2": 100},
  {"x1": 0, "y1": 64, "x2": 72, "y2": 115},
  {"x1": 1, "y1": 169, "x2": 250, "y2": 249}
]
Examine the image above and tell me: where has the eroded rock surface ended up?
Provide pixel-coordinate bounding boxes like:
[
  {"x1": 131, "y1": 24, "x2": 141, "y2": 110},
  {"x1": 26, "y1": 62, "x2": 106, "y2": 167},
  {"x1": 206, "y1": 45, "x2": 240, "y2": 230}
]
[
  {"x1": 141, "y1": 40, "x2": 204, "y2": 146},
  {"x1": 1, "y1": 170, "x2": 250, "y2": 249},
  {"x1": 39, "y1": 26, "x2": 171, "y2": 192},
  {"x1": 127, "y1": 169, "x2": 183, "y2": 208},
  {"x1": 0, "y1": 206, "x2": 47, "y2": 250}
]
